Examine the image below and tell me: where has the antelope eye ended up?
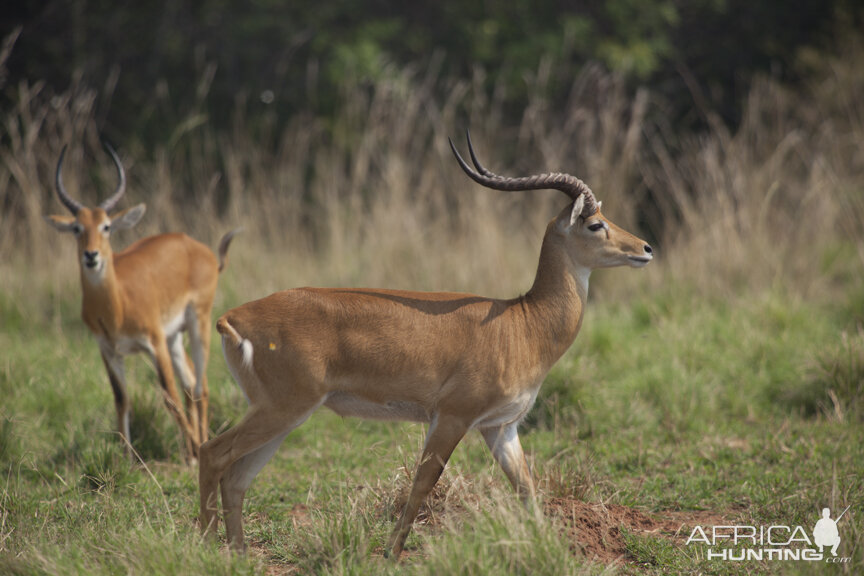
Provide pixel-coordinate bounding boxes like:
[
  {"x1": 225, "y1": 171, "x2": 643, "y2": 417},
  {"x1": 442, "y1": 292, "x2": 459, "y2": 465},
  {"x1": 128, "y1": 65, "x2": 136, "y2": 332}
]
[
  {"x1": 101, "y1": 223, "x2": 111, "y2": 233},
  {"x1": 72, "y1": 224, "x2": 84, "y2": 235},
  {"x1": 587, "y1": 222, "x2": 605, "y2": 232}
]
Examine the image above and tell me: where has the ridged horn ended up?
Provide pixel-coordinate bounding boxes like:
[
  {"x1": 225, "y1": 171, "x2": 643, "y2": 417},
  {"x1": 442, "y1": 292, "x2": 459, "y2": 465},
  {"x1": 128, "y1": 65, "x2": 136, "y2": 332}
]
[{"x1": 449, "y1": 130, "x2": 599, "y2": 216}]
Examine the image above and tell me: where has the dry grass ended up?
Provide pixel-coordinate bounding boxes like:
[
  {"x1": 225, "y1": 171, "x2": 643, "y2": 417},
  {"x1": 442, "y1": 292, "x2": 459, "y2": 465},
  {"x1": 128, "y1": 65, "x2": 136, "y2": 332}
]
[
  {"x1": 644, "y1": 72, "x2": 864, "y2": 298},
  {"x1": 1, "y1": 33, "x2": 863, "y2": 322}
]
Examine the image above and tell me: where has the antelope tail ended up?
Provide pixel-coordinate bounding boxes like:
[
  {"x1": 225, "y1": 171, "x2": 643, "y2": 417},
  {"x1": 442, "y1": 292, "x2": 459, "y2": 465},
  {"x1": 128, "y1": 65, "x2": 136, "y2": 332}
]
[{"x1": 217, "y1": 228, "x2": 241, "y2": 273}]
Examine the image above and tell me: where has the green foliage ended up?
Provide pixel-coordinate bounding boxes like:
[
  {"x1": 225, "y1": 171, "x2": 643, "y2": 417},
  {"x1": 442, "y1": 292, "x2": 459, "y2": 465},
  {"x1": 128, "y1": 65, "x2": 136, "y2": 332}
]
[
  {"x1": 597, "y1": 0, "x2": 679, "y2": 78},
  {"x1": 3, "y1": 0, "x2": 858, "y2": 146}
]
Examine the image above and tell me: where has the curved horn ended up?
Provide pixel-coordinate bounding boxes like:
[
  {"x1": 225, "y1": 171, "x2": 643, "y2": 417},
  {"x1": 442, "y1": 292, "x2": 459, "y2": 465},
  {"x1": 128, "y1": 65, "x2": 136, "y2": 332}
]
[
  {"x1": 55, "y1": 146, "x2": 84, "y2": 215},
  {"x1": 449, "y1": 131, "x2": 599, "y2": 216},
  {"x1": 465, "y1": 130, "x2": 496, "y2": 178},
  {"x1": 98, "y1": 141, "x2": 126, "y2": 212}
]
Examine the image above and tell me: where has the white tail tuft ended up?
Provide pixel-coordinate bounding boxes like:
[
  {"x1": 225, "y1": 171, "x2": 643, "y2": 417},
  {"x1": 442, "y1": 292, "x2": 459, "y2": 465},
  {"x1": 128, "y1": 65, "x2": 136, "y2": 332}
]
[
  {"x1": 240, "y1": 339, "x2": 254, "y2": 370},
  {"x1": 216, "y1": 316, "x2": 254, "y2": 371}
]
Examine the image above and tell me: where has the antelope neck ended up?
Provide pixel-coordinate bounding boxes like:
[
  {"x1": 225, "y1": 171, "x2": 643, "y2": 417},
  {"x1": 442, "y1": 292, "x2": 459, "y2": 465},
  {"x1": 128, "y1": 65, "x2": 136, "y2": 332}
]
[{"x1": 520, "y1": 236, "x2": 588, "y2": 368}]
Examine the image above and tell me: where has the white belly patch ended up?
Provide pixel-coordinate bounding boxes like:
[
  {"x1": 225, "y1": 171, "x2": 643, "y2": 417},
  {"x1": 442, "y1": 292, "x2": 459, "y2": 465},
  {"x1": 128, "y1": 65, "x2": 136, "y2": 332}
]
[{"x1": 324, "y1": 391, "x2": 431, "y2": 423}]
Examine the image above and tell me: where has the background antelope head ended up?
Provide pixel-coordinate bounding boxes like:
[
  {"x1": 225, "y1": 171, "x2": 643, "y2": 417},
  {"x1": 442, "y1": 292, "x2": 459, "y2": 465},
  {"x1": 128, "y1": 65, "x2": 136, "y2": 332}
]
[{"x1": 45, "y1": 142, "x2": 146, "y2": 281}]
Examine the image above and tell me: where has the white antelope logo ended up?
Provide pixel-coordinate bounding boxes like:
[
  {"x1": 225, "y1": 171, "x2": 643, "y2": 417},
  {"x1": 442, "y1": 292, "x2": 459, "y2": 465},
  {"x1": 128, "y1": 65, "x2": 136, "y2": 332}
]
[
  {"x1": 199, "y1": 133, "x2": 653, "y2": 556},
  {"x1": 46, "y1": 142, "x2": 237, "y2": 463}
]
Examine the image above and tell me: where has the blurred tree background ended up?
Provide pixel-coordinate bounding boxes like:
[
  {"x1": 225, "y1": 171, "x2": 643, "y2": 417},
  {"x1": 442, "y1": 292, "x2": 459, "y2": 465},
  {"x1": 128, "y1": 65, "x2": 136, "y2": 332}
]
[{"x1": 2, "y1": 0, "x2": 860, "y2": 150}]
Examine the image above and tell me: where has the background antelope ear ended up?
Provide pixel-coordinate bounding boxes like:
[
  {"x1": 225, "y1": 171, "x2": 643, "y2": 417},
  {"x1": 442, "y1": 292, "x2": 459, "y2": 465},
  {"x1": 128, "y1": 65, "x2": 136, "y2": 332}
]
[
  {"x1": 110, "y1": 203, "x2": 146, "y2": 230},
  {"x1": 569, "y1": 195, "x2": 586, "y2": 227},
  {"x1": 44, "y1": 214, "x2": 78, "y2": 233}
]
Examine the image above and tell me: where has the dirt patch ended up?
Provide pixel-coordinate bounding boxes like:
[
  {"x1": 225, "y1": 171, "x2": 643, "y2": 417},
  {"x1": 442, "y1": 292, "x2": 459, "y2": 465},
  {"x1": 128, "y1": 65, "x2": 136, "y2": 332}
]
[{"x1": 545, "y1": 497, "x2": 733, "y2": 564}]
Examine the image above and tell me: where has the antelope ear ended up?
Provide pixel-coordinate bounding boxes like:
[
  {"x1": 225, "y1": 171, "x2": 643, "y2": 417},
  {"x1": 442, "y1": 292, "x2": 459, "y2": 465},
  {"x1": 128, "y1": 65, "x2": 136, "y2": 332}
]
[
  {"x1": 569, "y1": 195, "x2": 586, "y2": 227},
  {"x1": 44, "y1": 214, "x2": 78, "y2": 233},
  {"x1": 110, "y1": 203, "x2": 146, "y2": 230}
]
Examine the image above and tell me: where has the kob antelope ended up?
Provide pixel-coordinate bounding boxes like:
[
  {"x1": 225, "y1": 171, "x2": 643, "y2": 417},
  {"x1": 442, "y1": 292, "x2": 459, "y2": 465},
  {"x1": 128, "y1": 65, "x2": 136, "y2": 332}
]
[
  {"x1": 200, "y1": 133, "x2": 653, "y2": 556},
  {"x1": 46, "y1": 142, "x2": 237, "y2": 463}
]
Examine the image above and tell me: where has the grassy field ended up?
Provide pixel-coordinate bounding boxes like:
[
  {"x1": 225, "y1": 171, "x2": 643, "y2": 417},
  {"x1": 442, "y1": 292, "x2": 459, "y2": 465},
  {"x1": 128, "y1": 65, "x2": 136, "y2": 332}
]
[
  {"x1": 1, "y1": 274, "x2": 862, "y2": 574},
  {"x1": 2, "y1": 40, "x2": 864, "y2": 574}
]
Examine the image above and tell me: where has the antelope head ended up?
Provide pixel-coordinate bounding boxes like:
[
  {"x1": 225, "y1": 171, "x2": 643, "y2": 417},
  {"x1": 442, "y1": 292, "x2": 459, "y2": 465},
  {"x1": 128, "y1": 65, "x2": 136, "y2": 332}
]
[{"x1": 449, "y1": 132, "x2": 653, "y2": 277}]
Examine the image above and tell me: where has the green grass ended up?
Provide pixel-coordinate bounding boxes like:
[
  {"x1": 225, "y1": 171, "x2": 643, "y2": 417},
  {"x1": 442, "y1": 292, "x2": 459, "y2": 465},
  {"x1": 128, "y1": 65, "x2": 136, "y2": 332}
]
[{"x1": 1, "y1": 284, "x2": 862, "y2": 575}]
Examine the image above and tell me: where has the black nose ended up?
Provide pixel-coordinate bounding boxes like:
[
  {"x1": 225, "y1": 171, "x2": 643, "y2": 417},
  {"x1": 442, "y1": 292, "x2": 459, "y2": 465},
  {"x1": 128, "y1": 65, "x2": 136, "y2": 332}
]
[
  {"x1": 84, "y1": 250, "x2": 98, "y2": 260},
  {"x1": 644, "y1": 245, "x2": 653, "y2": 255}
]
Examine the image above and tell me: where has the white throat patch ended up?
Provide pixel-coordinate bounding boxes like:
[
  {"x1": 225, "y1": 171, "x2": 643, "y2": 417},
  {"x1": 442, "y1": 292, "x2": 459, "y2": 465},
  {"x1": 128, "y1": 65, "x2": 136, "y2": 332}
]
[
  {"x1": 82, "y1": 259, "x2": 107, "y2": 283},
  {"x1": 573, "y1": 264, "x2": 591, "y2": 297}
]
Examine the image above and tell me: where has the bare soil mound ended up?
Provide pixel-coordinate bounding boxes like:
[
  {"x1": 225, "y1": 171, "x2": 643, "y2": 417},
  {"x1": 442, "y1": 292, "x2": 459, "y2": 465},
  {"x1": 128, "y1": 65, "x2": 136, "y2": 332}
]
[{"x1": 545, "y1": 497, "x2": 730, "y2": 564}]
